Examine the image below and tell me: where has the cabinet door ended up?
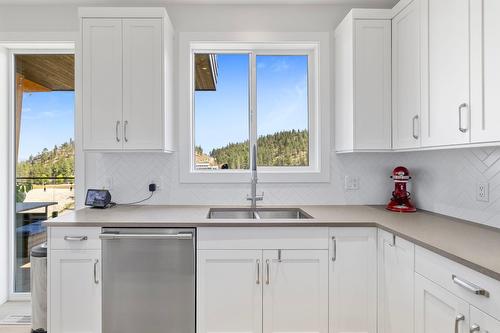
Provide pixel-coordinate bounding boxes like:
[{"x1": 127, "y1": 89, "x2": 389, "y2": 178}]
[
  {"x1": 421, "y1": 0, "x2": 470, "y2": 146},
  {"x1": 122, "y1": 19, "x2": 163, "y2": 150},
  {"x1": 329, "y1": 228, "x2": 377, "y2": 333},
  {"x1": 49, "y1": 250, "x2": 101, "y2": 333},
  {"x1": 392, "y1": 0, "x2": 421, "y2": 149},
  {"x1": 354, "y1": 20, "x2": 392, "y2": 150},
  {"x1": 470, "y1": 306, "x2": 500, "y2": 333},
  {"x1": 415, "y1": 273, "x2": 469, "y2": 333},
  {"x1": 82, "y1": 18, "x2": 123, "y2": 150},
  {"x1": 378, "y1": 230, "x2": 415, "y2": 333},
  {"x1": 470, "y1": 0, "x2": 500, "y2": 143},
  {"x1": 197, "y1": 250, "x2": 262, "y2": 333},
  {"x1": 263, "y1": 250, "x2": 328, "y2": 333}
]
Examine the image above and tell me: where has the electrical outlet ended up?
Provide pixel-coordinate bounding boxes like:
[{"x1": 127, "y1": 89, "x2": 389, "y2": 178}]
[
  {"x1": 150, "y1": 177, "x2": 163, "y2": 191},
  {"x1": 344, "y1": 176, "x2": 360, "y2": 191},
  {"x1": 476, "y1": 182, "x2": 489, "y2": 202}
]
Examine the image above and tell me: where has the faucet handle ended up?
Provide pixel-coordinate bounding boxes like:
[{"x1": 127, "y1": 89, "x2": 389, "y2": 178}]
[{"x1": 256, "y1": 192, "x2": 264, "y2": 201}]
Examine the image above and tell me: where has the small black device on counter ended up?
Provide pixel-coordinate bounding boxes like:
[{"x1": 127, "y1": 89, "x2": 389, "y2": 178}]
[{"x1": 85, "y1": 189, "x2": 113, "y2": 208}]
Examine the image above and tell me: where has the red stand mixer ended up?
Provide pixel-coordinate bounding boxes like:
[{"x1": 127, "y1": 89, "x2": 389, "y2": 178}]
[{"x1": 386, "y1": 166, "x2": 416, "y2": 213}]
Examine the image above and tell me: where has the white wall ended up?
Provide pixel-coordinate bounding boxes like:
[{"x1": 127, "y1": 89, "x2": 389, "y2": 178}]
[
  {"x1": 0, "y1": 4, "x2": 499, "y2": 236},
  {"x1": 0, "y1": 46, "x2": 10, "y2": 305}
]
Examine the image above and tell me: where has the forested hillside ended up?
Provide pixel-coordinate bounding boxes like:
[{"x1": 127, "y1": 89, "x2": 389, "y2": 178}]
[
  {"x1": 17, "y1": 139, "x2": 74, "y2": 183},
  {"x1": 208, "y1": 129, "x2": 308, "y2": 169}
]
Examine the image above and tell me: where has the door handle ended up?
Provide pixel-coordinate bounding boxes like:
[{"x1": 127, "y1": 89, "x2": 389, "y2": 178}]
[
  {"x1": 459, "y1": 103, "x2": 468, "y2": 133},
  {"x1": 412, "y1": 115, "x2": 419, "y2": 139},
  {"x1": 124, "y1": 120, "x2": 129, "y2": 143},
  {"x1": 256, "y1": 259, "x2": 261, "y2": 285},
  {"x1": 265, "y1": 259, "x2": 270, "y2": 285},
  {"x1": 115, "y1": 120, "x2": 121, "y2": 142},
  {"x1": 452, "y1": 275, "x2": 490, "y2": 297},
  {"x1": 93, "y1": 259, "x2": 99, "y2": 284},
  {"x1": 64, "y1": 236, "x2": 88, "y2": 241},
  {"x1": 331, "y1": 236, "x2": 337, "y2": 261},
  {"x1": 455, "y1": 314, "x2": 465, "y2": 333}
]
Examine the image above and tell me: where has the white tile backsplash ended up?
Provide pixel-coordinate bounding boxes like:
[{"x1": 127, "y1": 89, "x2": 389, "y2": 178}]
[{"x1": 86, "y1": 147, "x2": 500, "y2": 228}]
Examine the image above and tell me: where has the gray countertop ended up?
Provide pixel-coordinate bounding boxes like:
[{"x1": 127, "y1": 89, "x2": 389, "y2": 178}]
[{"x1": 45, "y1": 205, "x2": 500, "y2": 282}]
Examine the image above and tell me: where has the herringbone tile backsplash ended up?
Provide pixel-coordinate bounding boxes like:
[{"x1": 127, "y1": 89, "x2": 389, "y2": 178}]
[{"x1": 86, "y1": 147, "x2": 500, "y2": 228}]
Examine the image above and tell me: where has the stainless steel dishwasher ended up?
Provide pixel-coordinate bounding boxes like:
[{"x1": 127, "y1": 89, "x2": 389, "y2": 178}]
[{"x1": 99, "y1": 228, "x2": 195, "y2": 333}]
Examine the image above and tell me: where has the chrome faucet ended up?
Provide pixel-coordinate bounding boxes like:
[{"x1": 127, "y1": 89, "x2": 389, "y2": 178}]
[{"x1": 247, "y1": 144, "x2": 264, "y2": 209}]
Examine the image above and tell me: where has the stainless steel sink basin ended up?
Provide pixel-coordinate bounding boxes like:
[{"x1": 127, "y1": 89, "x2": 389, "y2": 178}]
[{"x1": 207, "y1": 208, "x2": 312, "y2": 219}]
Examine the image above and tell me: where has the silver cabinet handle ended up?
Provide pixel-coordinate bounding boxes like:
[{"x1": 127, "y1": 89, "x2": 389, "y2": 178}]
[
  {"x1": 452, "y1": 275, "x2": 490, "y2": 297},
  {"x1": 93, "y1": 259, "x2": 99, "y2": 284},
  {"x1": 256, "y1": 259, "x2": 261, "y2": 285},
  {"x1": 412, "y1": 115, "x2": 419, "y2": 139},
  {"x1": 100, "y1": 232, "x2": 193, "y2": 240},
  {"x1": 115, "y1": 121, "x2": 121, "y2": 142},
  {"x1": 456, "y1": 314, "x2": 465, "y2": 333},
  {"x1": 124, "y1": 120, "x2": 128, "y2": 143},
  {"x1": 64, "y1": 236, "x2": 88, "y2": 241},
  {"x1": 388, "y1": 234, "x2": 396, "y2": 247},
  {"x1": 459, "y1": 103, "x2": 468, "y2": 133},
  {"x1": 331, "y1": 236, "x2": 337, "y2": 261},
  {"x1": 265, "y1": 259, "x2": 270, "y2": 285},
  {"x1": 470, "y1": 324, "x2": 480, "y2": 333}
]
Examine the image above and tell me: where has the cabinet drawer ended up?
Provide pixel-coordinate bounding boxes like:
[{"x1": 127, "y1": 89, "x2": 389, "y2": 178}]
[
  {"x1": 197, "y1": 227, "x2": 329, "y2": 250},
  {"x1": 415, "y1": 246, "x2": 500, "y2": 320},
  {"x1": 49, "y1": 227, "x2": 102, "y2": 250}
]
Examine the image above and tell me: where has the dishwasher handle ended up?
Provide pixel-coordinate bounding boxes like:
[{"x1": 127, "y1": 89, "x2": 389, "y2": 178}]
[{"x1": 99, "y1": 232, "x2": 193, "y2": 240}]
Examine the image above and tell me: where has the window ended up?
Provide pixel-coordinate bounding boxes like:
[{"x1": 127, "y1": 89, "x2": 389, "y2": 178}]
[
  {"x1": 13, "y1": 52, "x2": 75, "y2": 294},
  {"x1": 192, "y1": 46, "x2": 315, "y2": 173}
]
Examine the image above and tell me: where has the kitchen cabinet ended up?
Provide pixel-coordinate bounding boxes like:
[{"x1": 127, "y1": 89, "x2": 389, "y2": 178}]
[
  {"x1": 81, "y1": 8, "x2": 174, "y2": 152},
  {"x1": 377, "y1": 230, "x2": 415, "y2": 333},
  {"x1": 329, "y1": 227, "x2": 377, "y2": 333},
  {"x1": 470, "y1": 0, "x2": 500, "y2": 144},
  {"x1": 415, "y1": 273, "x2": 470, "y2": 333},
  {"x1": 420, "y1": 0, "x2": 470, "y2": 147},
  {"x1": 334, "y1": 10, "x2": 392, "y2": 152},
  {"x1": 392, "y1": 0, "x2": 421, "y2": 149},
  {"x1": 470, "y1": 306, "x2": 500, "y2": 333},
  {"x1": 197, "y1": 250, "x2": 263, "y2": 333},
  {"x1": 263, "y1": 250, "x2": 329, "y2": 333},
  {"x1": 49, "y1": 250, "x2": 101, "y2": 333}
]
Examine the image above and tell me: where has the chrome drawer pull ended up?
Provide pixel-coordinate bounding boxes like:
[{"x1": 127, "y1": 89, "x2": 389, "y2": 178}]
[
  {"x1": 94, "y1": 259, "x2": 99, "y2": 284},
  {"x1": 265, "y1": 259, "x2": 270, "y2": 285},
  {"x1": 99, "y1": 233, "x2": 193, "y2": 240},
  {"x1": 470, "y1": 324, "x2": 480, "y2": 333},
  {"x1": 331, "y1": 236, "x2": 337, "y2": 261},
  {"x1": 64, "y1": 236, "x2": 88, "y2": 241},
  {"x1": 452, "y1": 275, "x2": 490, "y2": 297},
  {"x1": 455, "y1": 314, "x2": 465, "y2": 333},
  {"x1": 256, "y1": 259, "x2": 261, "y2": 285}
]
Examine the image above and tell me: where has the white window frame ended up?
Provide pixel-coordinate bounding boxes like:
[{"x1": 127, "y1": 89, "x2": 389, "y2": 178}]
[
  {"x1": 179, "y1": 32, "x2": 330, "y2": 183},
  {"x1": 4, "y1": 44, "x2": 75, "y2": 301}
]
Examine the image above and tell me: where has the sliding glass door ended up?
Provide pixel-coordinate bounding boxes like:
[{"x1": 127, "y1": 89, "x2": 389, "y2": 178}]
[{"x1": 13, "y1": 52, "x2": 75, "y2": 294}]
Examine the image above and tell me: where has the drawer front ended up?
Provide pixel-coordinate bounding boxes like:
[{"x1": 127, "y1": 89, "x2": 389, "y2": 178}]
[
  {"x1": 415, "y1": 246, "x2": 500, "y2": 320},
  {"x1": 197, "y1": 227, "x2": 329, "y2": 250},
  {"x1": 49, "y1": 227, "x2": 102, "y2": 250}
]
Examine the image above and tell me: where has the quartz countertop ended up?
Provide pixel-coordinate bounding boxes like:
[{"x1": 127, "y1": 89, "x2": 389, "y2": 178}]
[{"x1": 44, "y1": 204, "x2": 500, "y2": 281}]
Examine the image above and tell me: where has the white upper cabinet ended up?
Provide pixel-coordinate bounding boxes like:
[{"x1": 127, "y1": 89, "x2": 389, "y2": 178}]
[
  {"x1": 263, "y1": 250, "x2": 329, "y2": 333},
  {"x1": 334, "y1": 11, "x2": 392, "y2": 152},
  {"x1": 470, "y1": 0, "x2": 500, "y2": 143},
  {"x1": 420, "y1": 0, "x2": 470, "y2": 147},
  {"x1": 82, "y1": 19, "x2": 123, "y2": 150},
  {"x1": 377, "y1": 230, "x2": 415, "y2": 333},
  {"x1": 329, "y1": 227, "x2": 377, "y2": 333},
  {"x1": 392, "y1": 0, "x2": 421, "y2": 149},
  {"x1": 80, "y1": 8, "x2": 174, "y2": 152}
]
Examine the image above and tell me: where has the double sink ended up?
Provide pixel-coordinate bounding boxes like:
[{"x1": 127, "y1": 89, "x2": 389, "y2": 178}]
[{"x1": 207, "y1": 207, "x2": 312, "y2": 220}]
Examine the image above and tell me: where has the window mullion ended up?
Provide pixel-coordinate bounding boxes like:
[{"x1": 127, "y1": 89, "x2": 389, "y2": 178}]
[{"x1": 249, "y1": 51, "x2": 258, "y2": 166}]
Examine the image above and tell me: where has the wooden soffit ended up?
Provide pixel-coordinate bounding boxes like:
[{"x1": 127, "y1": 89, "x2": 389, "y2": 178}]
[
  {"x1": 195, "y1": 53, "x2": 218, "y2": 91},
  {"x1": 16, "y1": 54, "x2": 75, "y2": 91}
]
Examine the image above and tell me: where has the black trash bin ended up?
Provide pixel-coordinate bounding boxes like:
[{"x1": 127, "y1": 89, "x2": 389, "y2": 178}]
[{"x1": 30, "y1": 243, "x2": 47, "y2": 333}]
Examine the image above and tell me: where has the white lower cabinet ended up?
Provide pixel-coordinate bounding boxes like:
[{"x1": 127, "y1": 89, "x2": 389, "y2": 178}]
[
  {"x1": 415, "y1": 273, "x2": 470, "y2": 333},
  {"x1": 263, "y1": 250, "x2": 329, "y2": 333},
  {"x1": 49, "y1": 250, "x2": 101, "y2": 333},
  {"x1": 470, "y1": 306, "x2": 500, "y2": 333},
  {"x1": 197, "y1": 248, "x2": 329, "y2": 333},
  {"x1": 197, "y1": 250, "x2": 263, "y2": 333},
  {"x1": 329, "y1": 227, "x2": 377, "y2": 333},
  {"x1": 377, "y1": 230, "x2": 415, "y2": 333}
]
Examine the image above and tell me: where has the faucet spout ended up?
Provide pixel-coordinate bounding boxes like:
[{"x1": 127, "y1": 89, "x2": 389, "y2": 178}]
[{"x1": 247, "y1": 144, "x2": 264, "y2": 209}]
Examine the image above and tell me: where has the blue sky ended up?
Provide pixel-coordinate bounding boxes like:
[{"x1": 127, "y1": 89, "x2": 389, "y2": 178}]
[
  {"x1": 195, "y1": 54, "x2": 308, "y2": 154},
  {"x1": 18, "y1": 91, "x2": 74, "y2": 162}
]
